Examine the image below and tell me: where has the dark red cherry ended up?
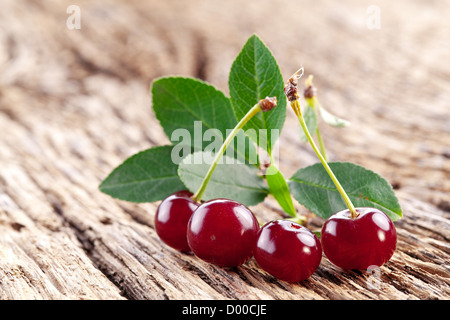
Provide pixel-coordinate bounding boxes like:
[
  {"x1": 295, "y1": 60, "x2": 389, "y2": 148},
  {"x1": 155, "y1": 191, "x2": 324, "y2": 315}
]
[
  {"x1": 154, "y1": 190, "x2": 199, "y2": 252},
  {"x1": 186, "y1": 198, "x2": 260, "y2": 267},
  {"x1": 254, "y1": 220, "x2": 322, "y2": 282},
  {"x1": 321, "y1": 207, "x2": 397, "y2": 270}
]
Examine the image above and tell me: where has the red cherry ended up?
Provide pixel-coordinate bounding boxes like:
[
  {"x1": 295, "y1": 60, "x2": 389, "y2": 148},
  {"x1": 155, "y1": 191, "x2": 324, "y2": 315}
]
[
  {"x1": 154, "y1": 190, "x2": 199, "y2": 252},
  {"x1": 187, "y1": 199, "x2": 260, "y2": 267},
  {"x1": 254, "y1": 220, "x2": 322, "y2": 282},
  {"x1": 321, "y1": 207, "x2": 397, "y2": 270}
]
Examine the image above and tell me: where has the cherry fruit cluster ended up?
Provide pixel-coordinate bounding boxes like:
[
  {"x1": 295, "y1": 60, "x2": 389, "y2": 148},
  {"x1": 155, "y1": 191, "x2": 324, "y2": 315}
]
[
  {"x1": 100, "y1": 35, "x2": 401, "y2": 284},
  {"x1": 155, "y1": 189, "x2": 396, "y2": 282}
]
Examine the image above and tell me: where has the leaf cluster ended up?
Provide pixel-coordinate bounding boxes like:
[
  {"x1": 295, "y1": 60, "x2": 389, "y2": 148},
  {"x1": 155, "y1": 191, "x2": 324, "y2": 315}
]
[{"x1": 99, "y1": 35, "x2": 402, "y2": 221}]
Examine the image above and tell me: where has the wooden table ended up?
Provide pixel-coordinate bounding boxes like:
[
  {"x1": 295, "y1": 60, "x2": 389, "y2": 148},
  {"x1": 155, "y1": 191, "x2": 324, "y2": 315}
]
[{"x1": 0, "y1": 0, "x2": 448, "y2": 299}]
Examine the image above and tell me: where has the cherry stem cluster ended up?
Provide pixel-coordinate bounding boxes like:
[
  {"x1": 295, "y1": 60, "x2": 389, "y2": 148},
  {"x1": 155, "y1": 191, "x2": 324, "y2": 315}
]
[{"x1": 285, "y1": 68, "x2": 358, "y2": 218}]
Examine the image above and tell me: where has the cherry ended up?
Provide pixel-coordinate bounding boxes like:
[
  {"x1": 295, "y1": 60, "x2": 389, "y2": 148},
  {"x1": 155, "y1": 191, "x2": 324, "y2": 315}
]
[
  {"x1": 254, "y1": 220, "x2": 322, "y2": 282},
  {"x1": 321, "y1": 207, "x2": 397, "y2": 270},
  {"x1": 154, "y1": 190, "x2": 199, "y2": 252},
  {"x1": 187, "y1": 198, "x2": 260, "y2": 267}
]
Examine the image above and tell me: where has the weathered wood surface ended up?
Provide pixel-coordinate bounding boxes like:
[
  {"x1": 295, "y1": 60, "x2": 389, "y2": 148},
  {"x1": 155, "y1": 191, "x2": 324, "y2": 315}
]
[{"x1": 0, "y1": 0, "x2": 449, "y2": 300}]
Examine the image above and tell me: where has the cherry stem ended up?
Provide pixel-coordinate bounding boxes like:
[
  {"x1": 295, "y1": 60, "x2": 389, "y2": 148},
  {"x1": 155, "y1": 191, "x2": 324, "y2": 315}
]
[
  {"x1": 192, "y1": 97, "x2": 277, "y2": 203},
  {"x1": 286, "y1": 215, "x2": 307, "y2": 226},
  {"x1": 285, "y1": 71, "x2": 357, "y2": 218}
]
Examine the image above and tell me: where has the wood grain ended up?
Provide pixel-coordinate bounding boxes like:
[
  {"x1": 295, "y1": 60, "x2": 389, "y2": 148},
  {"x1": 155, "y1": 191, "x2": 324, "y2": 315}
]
[{"x1": 0, "y1": 0, "x2": 449, "y2": 300}]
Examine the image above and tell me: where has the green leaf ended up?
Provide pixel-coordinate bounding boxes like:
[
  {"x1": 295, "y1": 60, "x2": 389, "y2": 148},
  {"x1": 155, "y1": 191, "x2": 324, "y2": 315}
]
[
  {"x1": 266, "y1": 164, "x2": 296, "y2": 217},
  {"x1": 317, "y1": 100, "x2": 350, "y2": 127},
  {"x1": 289, "y1": 162, "x2": 402, "y2": 221},
  {"x1": 152, "y1": 76, "x2": 258, "y2": 165},
  {"x1": 178, "y1": 151, "x2": 268, "y2": 207},
  {"x1": 229, "y1": 34, "x2": 286, "y2": 154},
  {"x1": 99, "y1": 145, "x2": 185, "y2": 203},
  {"x1": 299, "y1": 104, "x2": 318, "y2": 142}
]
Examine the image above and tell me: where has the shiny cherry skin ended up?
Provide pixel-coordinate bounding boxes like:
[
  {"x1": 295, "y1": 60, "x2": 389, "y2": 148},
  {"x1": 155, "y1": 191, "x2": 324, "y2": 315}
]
[
  {"x1": 187, "y1": 198, "x2": 260, "y2": 267},
  {"x1": 154, "y1": 190, "x2": 199, "y2": 252},
  {"x1": 254, "y1": 220, "x2": 322, "y2": 282},
  {"x1": 321, "y1": 207, "x2": 397, "y2": 270}
]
